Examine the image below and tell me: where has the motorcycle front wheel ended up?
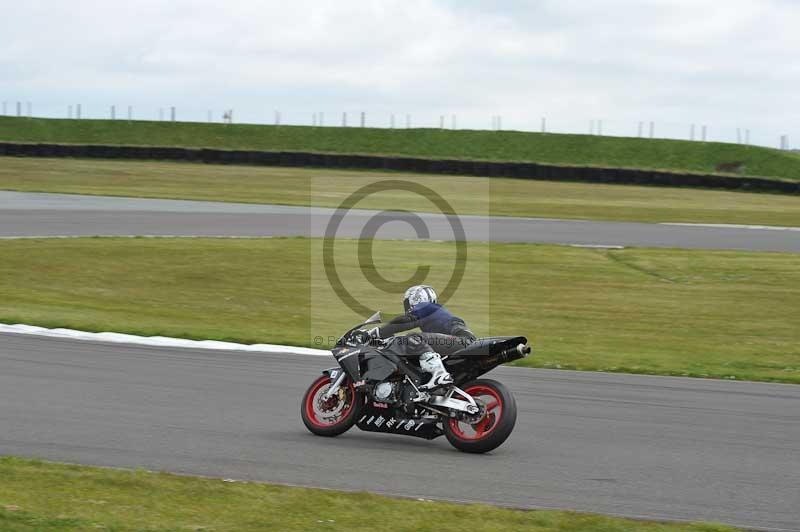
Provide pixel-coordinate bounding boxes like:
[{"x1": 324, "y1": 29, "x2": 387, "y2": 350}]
[
  {"x1": 301, "y1": 375, "x2": 362, "y2": 437},
  {"x1": 443, "y1": 378, "x2": 517, "y2": 453}
]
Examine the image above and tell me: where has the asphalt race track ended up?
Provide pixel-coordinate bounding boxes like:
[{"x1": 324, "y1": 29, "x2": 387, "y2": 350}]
[
  {"x1": 2, "y1": 190, "x2": 800, "y2": 530},
  {"x1": 1, "y1": 333, "x2": 798, "y2": 531},
  {"x1": 2, "y1": 191, "x2": 800, "y2": 252}
]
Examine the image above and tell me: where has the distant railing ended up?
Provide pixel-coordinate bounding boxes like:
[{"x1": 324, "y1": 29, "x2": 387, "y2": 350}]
[{"x1": 0, "y1": 100, "x2": 794, "y2": 151}]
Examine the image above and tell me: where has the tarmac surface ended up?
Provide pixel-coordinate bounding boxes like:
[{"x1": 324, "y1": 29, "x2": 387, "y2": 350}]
[
  {"x1": 2, "y1": 191, "x2": 800, "y2": 252},
  {"x1": 1, "y1": 333, "x2": 798, "y2": 531}
]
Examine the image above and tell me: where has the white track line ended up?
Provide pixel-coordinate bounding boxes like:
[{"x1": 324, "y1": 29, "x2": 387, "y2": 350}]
[
  {"x1": 0, "y1": 323, "x2": 330, "y2": 356},
  {"x1": 660, "y1": 223, "x2": 800, "y2": 232}
]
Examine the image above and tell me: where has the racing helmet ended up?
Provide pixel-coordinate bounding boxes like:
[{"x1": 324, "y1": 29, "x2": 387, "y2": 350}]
[{"x1": 403, "y1": 285, "x2": 438, "y2": 313}]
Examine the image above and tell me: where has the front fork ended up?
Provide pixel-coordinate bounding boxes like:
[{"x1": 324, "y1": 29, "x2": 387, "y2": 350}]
[{"x1": 321, "y1": 368, "x2": 347, "y2": 401}]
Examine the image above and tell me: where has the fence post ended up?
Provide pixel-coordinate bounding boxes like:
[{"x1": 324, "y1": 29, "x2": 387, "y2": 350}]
[
  {"x1": 649, "y1": 121, "x2": 655, "y2": 139},
  {"x1": 598, "y1": 120, "x2": 603, "y2": 136},
  {"x1": 170, "y1": 106, "x2": 176, "y2": 122},
  {"x1": 390, "y1": 114, "x2": 395, "y2": 129},
  {"x1": 77, "y1": 104, "x2": 82, "y2": 119},
  {"x1": 451, "y1": 114, "x2": 456, "y2": 129},
  {"x1": 439, "y1": 115, "x2": 444, "y2": 129},
  {"x1": 128, "y1": 106, "x2": 133, "y2": 121},
  {"x1": 312, "y1": 112, "x2": 317, "y2": 126},
  {"x1": 736, "y1": 128, "x2": 741, "y2": 144},
  {"x1": 637, "y1": 121, "x2": 643, "y2": 137},
  {"x1": 360, "y1": 111, "x2": 365, "y2": 128},
  {"x1": 111, "y1": 105, "x2": 116, "y2": 120},
  {"x1": 745, "y1": 129, "x2": 750, "y2": 145},
  {"x1": 16, "y1": 102, "x2": 21, "y2": 117},
  {"x1": 342, "y1": 112, "x2": 347, "y2": 127},
  {"x1": 320, "y1": 112, "x2": 324, "y2": 126},
  {"x1": 702, "y1": 125, "x2": 707, "y2": 141},
  {"x1": 690, "y1": 124, "x2": 695, "y2": 141},
  {"x1": 541, "y1": 117, "x2": 546, "y2": 133}
]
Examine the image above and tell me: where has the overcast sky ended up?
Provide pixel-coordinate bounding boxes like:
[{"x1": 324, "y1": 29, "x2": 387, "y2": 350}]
[{"x1": 1, "y1": 0, "x2": 798, "y2": 147}]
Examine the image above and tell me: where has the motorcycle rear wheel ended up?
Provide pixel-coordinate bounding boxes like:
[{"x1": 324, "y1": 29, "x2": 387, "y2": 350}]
[
  {"x1": 301, "y1": 375, "x2": 362, "y2": 437},
  {"x1": 443, "y1": 378, "x2": 517, "y2": 453}
]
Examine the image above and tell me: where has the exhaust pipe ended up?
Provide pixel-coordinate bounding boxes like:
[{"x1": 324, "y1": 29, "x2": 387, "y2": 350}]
[{"x1": 496, "y1": 343, "x2": 531, "y2": 364}]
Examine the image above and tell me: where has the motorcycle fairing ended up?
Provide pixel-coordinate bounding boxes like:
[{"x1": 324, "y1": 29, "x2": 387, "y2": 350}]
[
  {"x1": 356, "y1": 403, "x2": 443, "y2": 440},
  {"x1": 331, "y1": 346, "x2": 362, "y2": 380},
  {"x1": 332, "y1": 344, "x2": 425, "y2": 384}
]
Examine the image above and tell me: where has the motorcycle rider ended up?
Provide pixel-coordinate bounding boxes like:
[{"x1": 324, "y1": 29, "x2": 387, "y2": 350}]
[{"x1": 374, "y1": 285, "x2": 476, "y2": 390}]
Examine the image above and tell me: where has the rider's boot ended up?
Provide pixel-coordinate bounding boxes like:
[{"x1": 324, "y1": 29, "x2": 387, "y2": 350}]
[{"x1": 418, "y1": 351, "x2": 453, "y2": 390}]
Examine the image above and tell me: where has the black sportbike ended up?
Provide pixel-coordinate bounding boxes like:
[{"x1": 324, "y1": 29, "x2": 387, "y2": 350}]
[{"x1": 301, "y1": 312, "x2": 530, "y2": 453}]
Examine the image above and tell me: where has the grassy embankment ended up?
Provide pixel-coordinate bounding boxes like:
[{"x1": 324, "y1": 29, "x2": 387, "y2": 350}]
[
  {"x1": 2, "y1": 157, "x2": 800, "y2": 225},
  {"x1": 2, "y1": 116, "x2": 799, "y2": 180},
  {"x1": 0, "y1": 457, "x2": 738, "y2": 532},
  {"x1": 0, "y1": 237, "x2": 797, "y2": 384}
]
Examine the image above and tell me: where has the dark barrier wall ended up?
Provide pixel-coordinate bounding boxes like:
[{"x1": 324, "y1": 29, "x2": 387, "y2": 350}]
[{"x1": 1, "y1": 141, "x2": 798, "y2": 194}]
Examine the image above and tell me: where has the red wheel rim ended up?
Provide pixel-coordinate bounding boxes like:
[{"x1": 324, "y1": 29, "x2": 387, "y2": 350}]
[
  {"x1": 448, "y1": 384, "x2": 503, "y2": 441},
  {"x1": 305, "y1": 376, "x2": 356, "y2": 428}
]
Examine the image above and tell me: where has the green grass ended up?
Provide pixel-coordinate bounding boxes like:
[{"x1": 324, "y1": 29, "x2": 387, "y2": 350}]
[
  {"x1": 3, "y1": 157, "x2": 800, "y2": 226},
  {"x1": 2, "y1": 116, "x2": 800, "y2": 180},
  {"x1": 0, "y1": 456, "x2": 739, "y2": 532},
  {"x1": 1, "y1": 237, "x2": 798, "y2": 384}
]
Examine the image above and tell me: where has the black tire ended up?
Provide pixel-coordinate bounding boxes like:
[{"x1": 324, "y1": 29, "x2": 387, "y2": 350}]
[
  {"x1": 301, "y1": 375, "x2": 362, "y2": 437},
  {"x1": 443, "y1": 378, "x2": 517, "y2": 453}
]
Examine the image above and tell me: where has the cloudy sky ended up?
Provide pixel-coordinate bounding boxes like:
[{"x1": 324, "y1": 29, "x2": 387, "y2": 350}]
[{"x1": 1, "y1": 0, "x2": 798, "y2": 147}]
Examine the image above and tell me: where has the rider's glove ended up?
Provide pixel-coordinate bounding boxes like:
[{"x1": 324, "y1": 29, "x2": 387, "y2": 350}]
[{"x1": 352, "y1": 329, "x2": 371, "y2": 345}]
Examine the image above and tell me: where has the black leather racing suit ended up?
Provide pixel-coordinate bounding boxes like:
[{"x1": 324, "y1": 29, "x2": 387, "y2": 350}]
[{"x1": 378, "y1": 302, "x2": 476, "y2": 357}]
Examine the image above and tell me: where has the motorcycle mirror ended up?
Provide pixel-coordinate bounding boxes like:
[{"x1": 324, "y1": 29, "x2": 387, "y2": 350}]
[{"x1": 365, "y1": 311, "x2": 382, "y2": 324}]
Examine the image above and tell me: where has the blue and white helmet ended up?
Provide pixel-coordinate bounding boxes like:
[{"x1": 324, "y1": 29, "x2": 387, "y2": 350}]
[{"x1": 403, "y1": 285, "x2": 438, "y2": 313}]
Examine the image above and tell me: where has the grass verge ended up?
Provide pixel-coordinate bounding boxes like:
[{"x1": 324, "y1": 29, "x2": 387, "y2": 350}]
[
  {"x1": 0, "y1": 456, "x2": 739, "y2": 532},
  {"x1": 3, "y1": 157, "x2": 800, "y2": 226},
  {"x1": 0, "y1": 237, "x2": 798, "y2": 383},
  {"x1": 2, "y1": 116, "x2": 799, "y2": 180}
]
